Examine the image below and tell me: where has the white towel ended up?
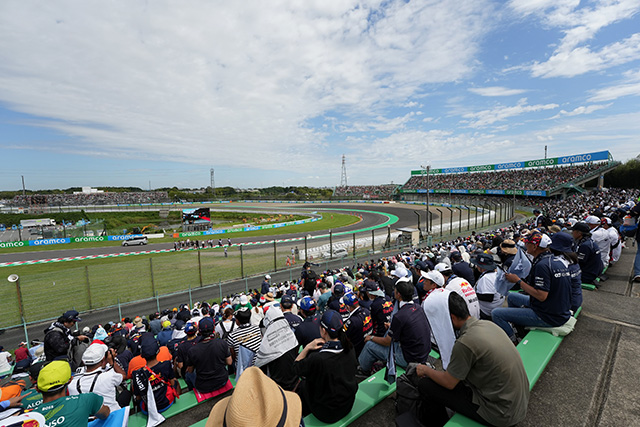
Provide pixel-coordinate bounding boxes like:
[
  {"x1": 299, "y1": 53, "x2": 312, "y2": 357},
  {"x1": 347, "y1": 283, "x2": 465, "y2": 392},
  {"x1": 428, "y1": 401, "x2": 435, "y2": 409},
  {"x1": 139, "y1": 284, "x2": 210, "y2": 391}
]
[
  {"x1": 145, "y1": 379, "x2": 165, "y2": 427},
  {"x1": 423, "y1": 289, "x2": 456, "y2": 370},
  {"x1": 254, "y1": 307, "x2": 298, "y2": 368}
]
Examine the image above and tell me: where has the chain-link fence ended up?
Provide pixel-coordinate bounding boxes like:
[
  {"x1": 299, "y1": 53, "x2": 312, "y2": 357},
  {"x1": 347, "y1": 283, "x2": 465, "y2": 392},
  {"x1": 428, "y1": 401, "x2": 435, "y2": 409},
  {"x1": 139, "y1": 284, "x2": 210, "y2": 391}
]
[{"x1": 1, "y1": 202, "x2": 517, "y2": 333}]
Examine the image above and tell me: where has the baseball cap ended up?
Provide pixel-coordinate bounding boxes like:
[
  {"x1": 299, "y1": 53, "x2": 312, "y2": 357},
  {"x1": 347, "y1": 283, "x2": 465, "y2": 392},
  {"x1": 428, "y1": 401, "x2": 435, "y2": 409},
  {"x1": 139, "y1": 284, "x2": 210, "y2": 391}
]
[
  {"x1": 333, "y1": 283, "x2": 345, "y2": 296},
  {"x1": 280, "y1": 294, "x2": 294, "y2": 308},
  {"x1": 199, "y1": 317, "x2": 214, "y2": 333},
  {"x1": 139, "y1": 332, "x2": 160, "y2": 358},
  {"x1": 585, "y1": 215, "x2": 600, "y2": 225},
  {"x1": 601, "y1": 217, "x2": 612, "y2": 225},
  {"x1": 82, "y1": 343, "x2": 108, "y2": 365},
  {"x1": 37, "y1": 360, "x2": 71, "y2": 392},
  {"x1": 570, "y1": 222, "x2": 591, "y2": 234},
  {"x1": 472, "y1": 253, "x2": 497, "y2": 270},
  {"x1": 161, "y1": 320, "x2": 171, "y2": 329},
  {"x1": 450, "y1": 252, "x2": 462, "y2": 262},
  {"x1": 299, "y1": 296, "x2": 316, "y2": 312},
  {"x1": 434, "y1": 263, "x2": 451, "y2": 273},
  {"x1": 185, "y1": 321, "x2": 198, "y2": 335},
  {"x1": 343, "y1": 292, "x2": 359, "y2": 306},
  {"x1": 524, "y1": 231, "x2": 552, "y2": 248},
  {"x1": 235, "y1": 307, "x2": 252, "y2": 324},
  {"x1": 363, "y1": 279, "x2": 385, "y2": 297},
  {"x1": 548, "y1": 232, "x2": 574, "y2": 253},
  {"x1": 61, "y1": 310, "x2": 81, "y2": 322},
  {"x1": 320, "y1": 310, "x2": 343, "y2": 338},
  {"x1": 422, "y1": 270, "x2": 445, "y2": 287}
]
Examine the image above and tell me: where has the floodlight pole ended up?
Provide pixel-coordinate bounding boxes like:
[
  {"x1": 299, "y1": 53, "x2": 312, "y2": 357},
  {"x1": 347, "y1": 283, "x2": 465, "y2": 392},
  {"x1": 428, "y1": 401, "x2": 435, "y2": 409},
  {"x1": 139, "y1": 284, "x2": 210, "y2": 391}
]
[{"x1": 421, "y1": 165, "x2": 431, "y2": 238}]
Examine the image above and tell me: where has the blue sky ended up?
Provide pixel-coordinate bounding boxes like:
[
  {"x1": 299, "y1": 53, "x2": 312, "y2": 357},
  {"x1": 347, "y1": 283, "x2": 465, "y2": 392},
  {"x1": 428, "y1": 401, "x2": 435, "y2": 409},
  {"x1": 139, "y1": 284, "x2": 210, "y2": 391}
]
[{"x1": 1, "y1": 0, "x2": 639, "y2": 191}]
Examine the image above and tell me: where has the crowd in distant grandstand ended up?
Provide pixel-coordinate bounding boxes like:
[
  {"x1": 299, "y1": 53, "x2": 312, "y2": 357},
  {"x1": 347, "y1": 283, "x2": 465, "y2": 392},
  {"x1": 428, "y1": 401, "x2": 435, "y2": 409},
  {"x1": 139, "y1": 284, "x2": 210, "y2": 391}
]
[
  {"x1": 334, "y1": 184, "x2": 397, "y2": 199},
  {"x1": 2, "y1": 187, "x2": 639, "y2": 426},
  {"x1": 403, "y1": 162, "x2": 606, "y2": 192},
  {"x1": 9, "y1": 192, "x2": 169, "y2": 207}
]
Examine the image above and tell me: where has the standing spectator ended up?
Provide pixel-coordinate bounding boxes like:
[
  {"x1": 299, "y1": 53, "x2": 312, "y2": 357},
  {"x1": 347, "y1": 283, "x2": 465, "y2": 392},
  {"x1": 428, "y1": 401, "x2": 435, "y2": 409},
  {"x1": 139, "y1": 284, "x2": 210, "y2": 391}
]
[
  {"x1": 186, "y1": 318, "x2": 233, "y2": 402},
  {"x1": 261, "y1": 275, "x2": 271, "y2": 295},
  {"x1": 293, "y1": 310, "x2": 358, "y2": 423},
  {"x1": 34, "y1": 360, "x2": 110, "y2": 424},
  {"x1": 416, "y1": 292, "x2": 529, "y2": 427},
  {"x1": 69, "y1": 342, "x2": 127, "y2": 412}
]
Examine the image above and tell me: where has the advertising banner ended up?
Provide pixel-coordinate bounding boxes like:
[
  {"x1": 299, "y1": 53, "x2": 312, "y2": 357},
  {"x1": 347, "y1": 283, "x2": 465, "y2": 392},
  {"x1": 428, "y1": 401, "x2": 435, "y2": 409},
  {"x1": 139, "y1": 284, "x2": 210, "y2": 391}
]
[
  {"x1": 398, "y1": 188, "x2": 547, "y2": 197},
  {"x1": 28, "y1": 238, "x2": 71, "y2": 246}
]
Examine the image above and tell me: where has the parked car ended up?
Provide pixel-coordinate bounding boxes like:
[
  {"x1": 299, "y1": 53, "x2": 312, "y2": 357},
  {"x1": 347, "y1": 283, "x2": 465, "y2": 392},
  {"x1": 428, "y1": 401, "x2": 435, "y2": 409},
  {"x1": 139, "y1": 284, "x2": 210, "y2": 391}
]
[
  {"x1": 122, "y1": 236, "x2": 148, "y2": 246},
  {"x1": 322, "y1": 248, "x2": 349, "y2": 259}
]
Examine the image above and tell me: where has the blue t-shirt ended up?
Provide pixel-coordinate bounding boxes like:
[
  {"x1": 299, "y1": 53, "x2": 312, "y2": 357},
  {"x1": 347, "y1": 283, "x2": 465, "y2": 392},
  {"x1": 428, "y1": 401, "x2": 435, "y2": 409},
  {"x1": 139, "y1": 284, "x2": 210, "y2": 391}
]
[
  {"x1": 574, "y1": 237, "x2": 603, "y2": 283},
  {"x1": 528, "y1": 252, "x2": 572, "y2": 327},
  {"x1": 388, "y1": 302, "x2": 431, "y2": 364},
  {"x1": 568, "y1": 262, "x2": 583, "y2": 312},
  {"x1": 295, "y1": 314, "x2": 322, "y2": 348}
]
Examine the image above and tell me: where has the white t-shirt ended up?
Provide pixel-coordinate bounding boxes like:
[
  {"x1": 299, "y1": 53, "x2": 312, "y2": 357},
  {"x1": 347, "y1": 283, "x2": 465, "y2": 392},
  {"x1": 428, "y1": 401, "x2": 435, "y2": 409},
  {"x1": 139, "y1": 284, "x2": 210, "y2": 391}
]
[
  {"x1": 68, "y1": 367, "x2": 123, "y2": 412},
  {"x1": 475, "y1": 271, "x2": 504, "y2": 317},
  {"x1": 591, "y1": 226, "x2": 611, "y2": 266},
  {"x1": 0, "y1": 351, "x2": 11, "y2": 372},
  {"x1": 445, "y1": 276, "x2": 481, "y2": 319},
  {"x1": 215, "y1": 320, "x2": 235, "y2": 339}
]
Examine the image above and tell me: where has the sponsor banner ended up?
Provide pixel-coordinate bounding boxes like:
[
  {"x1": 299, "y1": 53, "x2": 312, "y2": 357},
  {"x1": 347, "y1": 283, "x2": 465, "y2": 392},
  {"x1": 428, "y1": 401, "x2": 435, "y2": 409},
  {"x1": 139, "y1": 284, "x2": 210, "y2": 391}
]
[
  {"x1": 399, "y1": 188, "x2": 547, "y2": 197},
  {"x1": 469, "y1": 189, "x2": 485, "y2": 194},
  {"x1": 557, "y1": 150, "x2": 609, "y2": 164},
  {"x1": 524, "y1": 190, "x2": 547, "y2": 196},
  {"x1": 29, "y1": 238, "x2": 71, "y2": 246},
  {"x1": 451, "y1": 189, "x2": 468, "y2": 194},
  {"x1": 495, "y1": 161, "x2": 524, "y2": 170},
  {"x1": 0, "y1": 240, "x2": 28, "y2": 249},
  {"x1": 486, "y1": 189, "x2": 505, "y2": 195},
  {"x1": 468, "y1": 164, "x2": 494, "y2": 172},
  {"x1": 72, "y1": 236, "x2": 108, "y2": 243}
]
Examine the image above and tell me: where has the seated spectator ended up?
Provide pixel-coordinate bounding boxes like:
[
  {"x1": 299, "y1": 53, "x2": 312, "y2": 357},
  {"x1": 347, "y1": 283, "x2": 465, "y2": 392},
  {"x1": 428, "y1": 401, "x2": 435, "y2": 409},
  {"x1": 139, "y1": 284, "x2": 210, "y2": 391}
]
[
  {"x1": 186, "y1": 317, "x2": 233, "y2": 402},
  {"x1": 69, "y1": 342, "x2": 127, "y2": 412},
  {"x1": 254, "y1": 306, "x2": 299, "y2": 391},
  {"x1": 156, "y1": 321, "x2": 173, "y2": 346},
  {"x1": 206, "y1": 366, "x2": 302, "y2": 427},
  {"x1": 149, "y1": 313, "x2": 162, "y2": 336},
  {"x1": 571, "y1": 222, "x2": 604, "y2": 285},
  {"x1": 416, "y1": 292, "x2": 529, "y2": 427},
  {"x1": 492, "y1": 231, "x2": 572, "y2": 341},
  {"x1": 214, "y1": 307, "x2": 236, "y2": 340},
  {"x1": 226, "y1": 307, "x2": 262, "y2": 363},
  {"x1": 131, "y1": 333, "x2": 180, "y2": 413},
  {"x1": 365, "y1": 281, "x2": 393, "y2": 338},
  {"x1": 343, "y1": 292, "x2": 373, "y2": 358},
  {"x1": 327, "y1": 284, "x2": 349, "y2": 319},
  {"x1": 359, "y1": 280, "x2": 431, "y2": 374},
  {"x1": 450, "y1": 252, "x2": 475, "y2": 286},
  {"x1": 435, "y1": 264, "x2": 480, "y2": 319},
  {"x1": 0, "y1": 346, "x2": 13, "y2": 376},
  {"x1": 13, "y1": 342, "x2": 31, "y2": 372},
  {"x1": 281, "y1": 295, "x2": 303, "y2": 330},
  {"x1": 294, "y1": 297, "x2": 322, "y2": 348},
  {"x1": 127, "y1": 341, "x2": 173, "y2": 379},
  {"x1": 472, "y1": 254, "x2": 504, "y2": 319},
  {"x1": 316, "y1": 282, "x2": 331, "y2": 313},
  {"x1": 34, "y1": 360, "x2": 110, "y2": 424},
  {"x1": 293, "y1": 310, "x2": 358, "y2": 423},
  {"x1": 175, "y1": 321, "x2": 199, "y2": 389},
  {"x1": 548, "y1": 232, "x2": 583, "y2": 312}
]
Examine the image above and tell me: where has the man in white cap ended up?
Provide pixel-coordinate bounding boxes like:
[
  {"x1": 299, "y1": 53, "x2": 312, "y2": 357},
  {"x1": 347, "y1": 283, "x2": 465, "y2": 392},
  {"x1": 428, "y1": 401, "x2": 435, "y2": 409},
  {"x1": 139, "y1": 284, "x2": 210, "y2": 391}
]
[
  {"x1": 261, "y1": 275, "x2": 271, "y2": 295},
  {"x1": 586, "y1": 215, "x2": 611, "y2": 267},
  {"x1": 68, "y1": 342, "x2": 127, "y2": 412},
  {"x1": 435, "y1": 263, "x2": 480, "y2": 319}
]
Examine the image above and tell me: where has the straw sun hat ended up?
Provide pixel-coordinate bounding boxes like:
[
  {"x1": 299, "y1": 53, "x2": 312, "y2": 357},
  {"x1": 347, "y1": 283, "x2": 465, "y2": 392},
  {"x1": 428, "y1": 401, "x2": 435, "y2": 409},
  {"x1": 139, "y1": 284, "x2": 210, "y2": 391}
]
[{"x1": 206, "y1": 366, "x2": 302, "y2": 427}]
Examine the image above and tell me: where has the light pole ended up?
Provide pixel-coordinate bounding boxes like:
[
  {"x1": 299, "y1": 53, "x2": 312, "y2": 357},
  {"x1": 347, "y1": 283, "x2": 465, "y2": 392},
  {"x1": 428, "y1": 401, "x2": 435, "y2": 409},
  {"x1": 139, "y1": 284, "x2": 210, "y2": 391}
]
[{"x1": 421, "y1": 164, "x2": 431, "y2": 237}]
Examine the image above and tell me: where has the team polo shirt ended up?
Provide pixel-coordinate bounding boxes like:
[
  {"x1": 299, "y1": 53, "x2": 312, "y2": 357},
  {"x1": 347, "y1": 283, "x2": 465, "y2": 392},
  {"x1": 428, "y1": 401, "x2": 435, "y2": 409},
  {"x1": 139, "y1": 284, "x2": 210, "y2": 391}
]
[
  {"x1": 387, "y1": 302, "x2": 431, "y2": 364},
  {"x1": 186, "y1": 336, "x2": 230, "y2": 393},
  {"x1": 343, "y1": 306, "x2": 372, "y2": 356},
  {"x1": 33, "y1": 393, "x2": 103, "y2": 427},
  {"x1": 283, "y1": 311, "x2": 303, "y2": 330},
  {"x1": 574, "y1": 237, "x2": 603, "y2": 283},
  {"x1": 528, "y1": 252, "x2": 572, "y2": 327},
  {"x1": 369, "y1": 296, "x2": 393, "y2": 337}
]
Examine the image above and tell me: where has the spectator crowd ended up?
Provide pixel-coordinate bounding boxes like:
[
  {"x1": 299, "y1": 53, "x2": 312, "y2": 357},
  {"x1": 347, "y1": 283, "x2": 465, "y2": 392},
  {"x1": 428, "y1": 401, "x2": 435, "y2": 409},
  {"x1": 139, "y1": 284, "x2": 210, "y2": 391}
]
[
  {"x1": 403, "y1": 162, "x2": 607, "y2": 192},
  {"x1": 1, "y1": 187, "x2": 639, "y2": 426},
  {"x1": 334, "y1": 184, "x2": 398, "y2": 199},
  {"x1": 9, "y1": 192, "x2": 169, "y2": 207}
]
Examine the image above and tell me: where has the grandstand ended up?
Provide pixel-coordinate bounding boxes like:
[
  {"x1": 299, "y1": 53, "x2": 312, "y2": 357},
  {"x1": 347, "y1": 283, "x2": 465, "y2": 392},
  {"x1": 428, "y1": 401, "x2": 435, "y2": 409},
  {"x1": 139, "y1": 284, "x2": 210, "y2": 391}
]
[
  {"x1": 333, "y1": 184, "x2": 398, "y2": 199},
  {"x1": 9, "y1": 191, "x2": 170, "y2": 207},
  {"x1": 399, "y1": 150, "x2": 620, "y2": 199}
]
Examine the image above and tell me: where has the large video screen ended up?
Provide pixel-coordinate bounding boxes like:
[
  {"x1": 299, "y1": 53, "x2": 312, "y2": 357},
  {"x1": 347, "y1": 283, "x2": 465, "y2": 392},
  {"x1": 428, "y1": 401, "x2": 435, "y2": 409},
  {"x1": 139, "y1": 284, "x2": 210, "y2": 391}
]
[{"x1": 182, "y1": 208, "x2": 211, "y2": 224}]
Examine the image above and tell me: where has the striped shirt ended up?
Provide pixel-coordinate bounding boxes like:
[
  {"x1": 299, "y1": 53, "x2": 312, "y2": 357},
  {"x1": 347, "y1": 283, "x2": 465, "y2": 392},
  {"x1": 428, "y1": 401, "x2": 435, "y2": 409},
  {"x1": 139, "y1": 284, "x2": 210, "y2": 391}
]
[{"x1": 226, "y1": 324, "x2": 262, "y2": 357}]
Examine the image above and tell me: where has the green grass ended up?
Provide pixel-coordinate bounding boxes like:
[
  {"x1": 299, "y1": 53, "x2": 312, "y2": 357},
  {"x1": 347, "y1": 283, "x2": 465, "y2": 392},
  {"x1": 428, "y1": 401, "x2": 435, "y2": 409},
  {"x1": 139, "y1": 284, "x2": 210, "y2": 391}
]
[{"x1": 0, "y1": 213, "x2": 358, "y2": 254}]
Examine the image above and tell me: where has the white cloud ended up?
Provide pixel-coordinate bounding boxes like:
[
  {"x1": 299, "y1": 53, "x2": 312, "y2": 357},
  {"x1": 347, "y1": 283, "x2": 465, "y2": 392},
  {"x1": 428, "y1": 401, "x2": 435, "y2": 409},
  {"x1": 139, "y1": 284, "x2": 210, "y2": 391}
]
[
  {"x1": 509, "y1": 0, "x2": 640, "y2": 78},
  {"x1": 588, "y1": 69, "x2": 640, "y2": 101},
  {"x1": 468, "y1": 86, "x2": 528, "y2": 96},
  {"x1": 551, "y1": 103, "x2": 611, "y2": 118},
  {"x1": 0, "y1": 0, "x2": 494, "y2": 171},
  {"x1": 461, "y1": 98, "x2": 558, "y2": 128}
]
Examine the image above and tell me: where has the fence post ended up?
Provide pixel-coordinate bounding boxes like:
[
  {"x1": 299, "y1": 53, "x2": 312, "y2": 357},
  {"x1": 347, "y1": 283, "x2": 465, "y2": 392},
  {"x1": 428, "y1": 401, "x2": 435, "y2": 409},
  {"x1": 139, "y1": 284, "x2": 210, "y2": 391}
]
[
  {"x1": 198, "y1": 251, "x2": 203, "y2": 287},
  {"x1": 244, "y1": 277, "x2": 248, "y2": 293},
  {"x1": 155, "y1": 292, "x2": 160, "y2": 313},
  {"x1": 304, "y1": 236, "x2": 308, "y2": 262},
  {"x1": 22, "y1": 318, "x2": 29, "y2": 348},
  {"x1": 353, "y1": 233, "x2": 356, "y2": 259},
  {"x1": 84, "y1": 266, "x2": 92, "y2": 310},
  {"x1": 457, "y1": 207, "x2": 462, "y2": 233},
  {"x1": 149, "y1": 258, "x2": 156, "y2": 297},
  {"x1": 467, "y1": 206, "x2": 471, "y2": 231},
  {"x1": 117, "y1": 298, "x2": 122, "y2": 320},
  {"x1": 240, "y1": 245, "x2": 244, "y2": 278},
  {"x1": 188, "y1": 282, "x2": 193, "y2": 307},
  {"x1": 273, "y1": 240, "x2": 277, "y2": 272},
  {"x1": 330, "y1": 230, "x2": 333, "y2": 260},
  {"x1": 371, "y1": 229, "x2": 375, "y2": 252},
  {"x1": 220, "y1": 279, "x2": 224, "y2": 301},
  {"x1": 475, "y1": 206, "x2": 478, "y2": 229}
]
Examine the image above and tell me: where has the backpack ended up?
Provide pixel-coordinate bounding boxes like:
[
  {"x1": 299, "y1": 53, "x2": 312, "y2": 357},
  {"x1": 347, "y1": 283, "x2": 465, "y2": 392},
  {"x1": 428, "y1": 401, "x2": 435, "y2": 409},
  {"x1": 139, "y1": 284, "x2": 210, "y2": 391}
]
[
  {"x1": 221, "y1": 321, "x2": 235, "y2": 341},
  {"x1": 395, "y1": 363, "x2": 422, "y2": 418}
]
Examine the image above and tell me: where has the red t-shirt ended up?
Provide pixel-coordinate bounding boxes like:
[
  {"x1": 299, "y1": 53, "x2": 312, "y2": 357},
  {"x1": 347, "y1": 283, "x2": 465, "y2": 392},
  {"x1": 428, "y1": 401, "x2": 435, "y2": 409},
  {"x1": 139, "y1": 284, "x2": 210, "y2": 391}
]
[{"x1": 14, "y1": 346, "x2": 29, "y2": 362}]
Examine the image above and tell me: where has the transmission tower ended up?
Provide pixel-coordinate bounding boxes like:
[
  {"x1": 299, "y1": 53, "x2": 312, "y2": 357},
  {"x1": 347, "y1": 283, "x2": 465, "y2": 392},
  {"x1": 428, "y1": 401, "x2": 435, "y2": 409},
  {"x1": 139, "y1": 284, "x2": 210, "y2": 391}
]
[
  {"x1": 210, "y1": 168, "x2": 215, "y2": 198},
  {"x1": 340, "y1": 155, "x2": 348, "y2": 187}
]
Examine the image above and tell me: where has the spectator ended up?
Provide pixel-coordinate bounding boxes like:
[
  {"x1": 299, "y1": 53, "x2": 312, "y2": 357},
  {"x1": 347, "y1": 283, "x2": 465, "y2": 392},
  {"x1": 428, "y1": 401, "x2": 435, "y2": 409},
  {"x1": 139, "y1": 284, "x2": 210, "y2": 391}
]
[
  {"x1": 435, "y1": 264, "x2": 480, "y2": 319},
  {"x1": 186, "y1": 317, "x2": 233, "y2": 402},
  {"x1": 342, "y1": 292, "x2": 373, "y2": 358},
  {"x1": 472, "y1": 254, "x2": 504, "y2": 320},
  {"x1": 156, "y1": 321, "x2": 173, "y2": 346},
  {"x1": 364, "y1": 280, "x2": 393, "y2": 339},
  {"x1": 327, "y1": 284, "x2": 349, "y2": 319},
  {"x1": 127, "y1": 340, "x2": 173, "y2": 379},
  {"x1": 587, "y1": 215, "x2": 612, "y2": 267},
  {"x1": 206, "y1": 366, "x2": 302, "y2": 427},
  {"x1": 69, "y1": 342, "x2": 127, "y2": 412},
  {"x1": 415, "y1": 292, "x2": 529, "y2": 427},
  {"x1": 226, "y1": 308, "x2": 262, "y2": 363},
  {"x1": 450, "y1": 252, "x2": 475, "y2": 286},
  {"x1": 281, "y1": 295, "x2": 303, "y2": 330},
  {"x1": 630, "y1": 200, "x2": 640, "y2": 282},
  {"x1": 131, "y1": 333, "x2": 180, "y2": 413},
  {"x1": 295, "y1": 297, "x2": 322, "y2": 348},
  {"x1": 261, "y1": 275, "x2": 271, "y2": 295},
  {"x1": 492, "y1": 231, "x2": 572, "y2": 342},
  {"x1": 571, "y1": 222, "x2": 604, "y2": 285},
  {"x1": 175, "y1": 322, "x2": 200, "y2": 390},
  {"x1": 293, "y1": 310, "x2": 358, "y2": 423},
  {"x1": 316, "y1": 282, "x2": 331, "y2": 313},
  {"x1": 255, "y1": 306, "x2": 299, "y2": 391},
  {"x1": 148, "y1": 313, "x2": 162, "y2": 336},
  {"x1": 214, "y1": 307, "x2": 236, "y2": 340},
  {"x1": 0, "y1": 346, "x2": 13, "y2": 376},
  {"x1": 548, "y1": 232, "x2": 583, "y2": 313},
  {"x1": 43, "y1": 310, "x2": 87, "y2": 366},
  {"x1": 34, "y1": 360, "x2": 110, "y2": 424},
  {"x1": 359, "y1": 280, "x2": 431, "y2": 374}
]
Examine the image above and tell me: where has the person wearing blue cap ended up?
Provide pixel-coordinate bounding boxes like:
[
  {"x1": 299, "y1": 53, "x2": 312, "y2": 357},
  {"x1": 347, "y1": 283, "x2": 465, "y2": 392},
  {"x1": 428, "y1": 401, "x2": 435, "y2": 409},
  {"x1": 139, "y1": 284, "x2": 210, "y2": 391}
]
[
  {"x1": 185, "y1": 317, "x2": 233, "y2": 402},
  {"x1": 293, "y1": 310, "x2": 357, "y2": 424},
  {"x1": 294, "y1": 297, "x2": 322, "y2": 348},
  {"x1": 327, "y1": 284, "x2": 349, "y2": 319},
  {"x1": 43, "y1": 310, "x2": 88, "y2": 369},
  {"x1": 175, "y1": 321, "x2": 199, "y2": 390},
  {"x1": 547, "y1": 232, "x2": 583, "y2": 313}
]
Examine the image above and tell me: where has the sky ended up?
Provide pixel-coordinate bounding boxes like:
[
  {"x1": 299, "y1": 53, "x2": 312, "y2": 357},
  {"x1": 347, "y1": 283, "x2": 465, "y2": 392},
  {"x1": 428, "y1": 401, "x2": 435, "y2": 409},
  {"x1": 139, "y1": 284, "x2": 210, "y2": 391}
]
[{"x1": 1, "y1": 0, "x2": 640, "y2": 191}]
